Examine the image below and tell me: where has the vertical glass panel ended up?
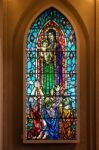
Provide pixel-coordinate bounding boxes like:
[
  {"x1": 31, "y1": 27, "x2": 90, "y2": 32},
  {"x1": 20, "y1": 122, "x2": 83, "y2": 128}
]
[{"x1": 24, "y1": 7, "x2": 78, "y2": 143}]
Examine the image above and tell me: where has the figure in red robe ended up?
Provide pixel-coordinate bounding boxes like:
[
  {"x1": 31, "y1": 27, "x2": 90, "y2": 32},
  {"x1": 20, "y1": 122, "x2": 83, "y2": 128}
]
[{"x1": 27, "y1": 105, "x2": 42, "y2": 139}]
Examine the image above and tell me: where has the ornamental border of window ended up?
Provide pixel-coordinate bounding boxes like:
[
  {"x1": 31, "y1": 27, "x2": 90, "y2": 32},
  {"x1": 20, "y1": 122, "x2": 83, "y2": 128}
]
[{"x1": 23, "y1": 7, "x2": 80, "y2": 143}]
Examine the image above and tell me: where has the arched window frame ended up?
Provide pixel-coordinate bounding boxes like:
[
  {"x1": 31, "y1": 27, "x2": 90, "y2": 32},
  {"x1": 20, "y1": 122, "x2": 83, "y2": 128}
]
[{"x1": 23, "y1": 7, "x2": 80, "y2": 144}]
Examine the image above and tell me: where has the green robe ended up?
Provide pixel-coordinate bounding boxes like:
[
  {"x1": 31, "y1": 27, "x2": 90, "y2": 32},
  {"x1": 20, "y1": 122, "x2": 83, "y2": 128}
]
[{"x1": 43, "y1": 62, "x2": 54, "y2": 95}]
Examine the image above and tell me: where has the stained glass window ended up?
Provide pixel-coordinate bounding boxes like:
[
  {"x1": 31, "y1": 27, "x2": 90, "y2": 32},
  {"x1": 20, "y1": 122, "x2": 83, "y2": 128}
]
[{"x1": 23, "y1": 7, "x2": 79, "y2": 143}]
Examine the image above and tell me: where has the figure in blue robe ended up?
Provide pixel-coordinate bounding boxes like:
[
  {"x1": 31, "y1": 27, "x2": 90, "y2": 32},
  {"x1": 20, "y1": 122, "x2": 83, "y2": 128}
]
[{"x1": 43, "y1": 106, "x2": 59, "y2": 140}]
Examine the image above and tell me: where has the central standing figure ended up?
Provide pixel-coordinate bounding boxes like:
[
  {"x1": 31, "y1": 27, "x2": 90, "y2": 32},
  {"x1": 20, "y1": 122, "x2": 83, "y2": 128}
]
[{"x1": 38, "y1": 29, "x2": 63, "y2": 95}]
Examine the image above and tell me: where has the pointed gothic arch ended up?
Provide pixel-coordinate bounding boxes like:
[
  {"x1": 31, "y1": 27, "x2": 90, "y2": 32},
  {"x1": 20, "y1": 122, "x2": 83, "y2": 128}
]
[{"x1": 23, "y1": 7, "x2": 79, "y2": 143}]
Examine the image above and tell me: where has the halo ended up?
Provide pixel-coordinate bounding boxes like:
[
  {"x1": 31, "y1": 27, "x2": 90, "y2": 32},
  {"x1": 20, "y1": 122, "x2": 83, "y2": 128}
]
[{"x1": 44, "y1": 27, "x2": 59, "y2": 40}]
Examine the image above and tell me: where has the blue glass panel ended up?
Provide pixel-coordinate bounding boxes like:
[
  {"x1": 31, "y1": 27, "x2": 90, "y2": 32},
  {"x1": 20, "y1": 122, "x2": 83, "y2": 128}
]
[{"x1": 25, "y1": 7, "x2": 77, "y2": 142}]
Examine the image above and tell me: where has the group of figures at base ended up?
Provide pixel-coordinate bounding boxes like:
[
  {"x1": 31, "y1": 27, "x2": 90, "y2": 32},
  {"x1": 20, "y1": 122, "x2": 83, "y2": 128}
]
[{"x1": 27, "y1": 81, "x2": 76, "y2": 140}]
